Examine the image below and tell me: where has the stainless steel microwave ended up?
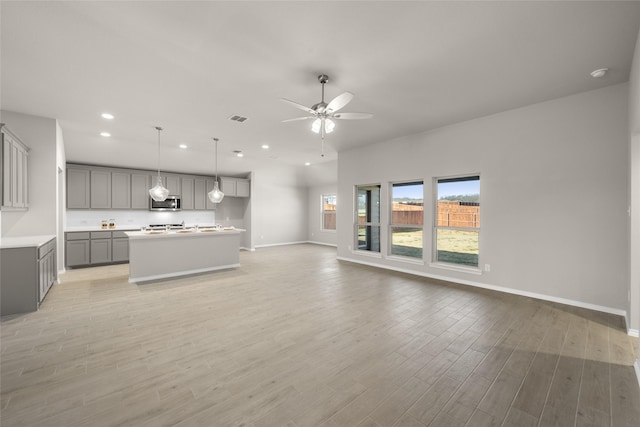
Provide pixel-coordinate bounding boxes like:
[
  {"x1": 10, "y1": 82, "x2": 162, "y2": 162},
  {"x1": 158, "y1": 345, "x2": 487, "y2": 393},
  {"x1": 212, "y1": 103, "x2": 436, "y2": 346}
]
[{"x1": 149, "y1": 195, "x2": 181, "y2": 211}]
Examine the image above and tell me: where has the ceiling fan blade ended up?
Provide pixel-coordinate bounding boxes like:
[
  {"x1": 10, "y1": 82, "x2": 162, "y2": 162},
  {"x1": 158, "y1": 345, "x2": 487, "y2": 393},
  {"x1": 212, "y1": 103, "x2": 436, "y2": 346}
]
[
  {"x1": 332, "y1": 112, "x2": 373, "y2": 120},
  {"x1": 280, "y1": 98, "x2": 316, "y2": 114},
  {"x1": 282, "y1": 116, "x2": 314, "y2": 123},
  {"x1": 326, "y1": 92, "x2": 354, "y2": 113}
]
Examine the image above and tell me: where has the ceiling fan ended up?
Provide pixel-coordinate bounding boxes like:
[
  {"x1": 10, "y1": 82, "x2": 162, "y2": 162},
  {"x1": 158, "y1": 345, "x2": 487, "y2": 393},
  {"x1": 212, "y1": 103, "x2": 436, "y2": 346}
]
[{"x1": 281, "y1": 74, "x2": 373, "y2": 138}]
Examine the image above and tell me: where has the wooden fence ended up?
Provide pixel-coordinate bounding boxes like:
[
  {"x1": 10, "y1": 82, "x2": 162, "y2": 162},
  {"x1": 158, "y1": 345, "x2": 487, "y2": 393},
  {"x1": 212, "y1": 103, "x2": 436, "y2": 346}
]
[
  {"x1": 390, "y1": 201, "x2": 480, "y2": 228},
  {"x1": 349, "y1": 201, "x2": 481, "y2": 229}
]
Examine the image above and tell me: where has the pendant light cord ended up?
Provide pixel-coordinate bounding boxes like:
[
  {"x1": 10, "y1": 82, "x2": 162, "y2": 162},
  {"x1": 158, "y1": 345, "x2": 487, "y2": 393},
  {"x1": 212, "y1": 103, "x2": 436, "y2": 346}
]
[
  {"x1": 155, "y1": 126, "x2": 162, "y2": 178},
  {"x1": 213, "y1": 137, "x2": 219, "y2": 180}
]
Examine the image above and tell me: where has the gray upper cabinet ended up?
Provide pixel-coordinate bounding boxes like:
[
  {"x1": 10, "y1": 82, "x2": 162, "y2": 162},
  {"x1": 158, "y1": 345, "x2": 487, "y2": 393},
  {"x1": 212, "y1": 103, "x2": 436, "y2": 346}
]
[
  {"x1": 220, "y1": 177, "x2": 237, "y2": 197},
  {"x1": 90, "y1": 170, "x2": 111, "y2": 209},
  {"x1": 220, "y1": 177, "x2": 250, "y2": 198},
  {"x1": 165, "y1": 175, "x2": 181, "y2": 196},
  {"x1": 181, "y1": 177, "x2": 195, "y2": 210},
  {"x1": 67, "y1": 167, "x2": 91, "y2": 209},
  {"x1": 111, "y1": 172, "x2": 131, "y2": 209},
  {"x1": 194, "y1": 178, "x2": 206, "y2": 210},
  {"x1": 236, "y1": 179, "x2": 250, "y2": 197},
  {"x1": 66, "y1": 164, "x2": 223, "y2": 210},
  {"x1": 131, "y1": 173, "x2": 150, "y2": 209},
  {"x1": 2, "y1": 124, "x2": 30, "y2": 210}
]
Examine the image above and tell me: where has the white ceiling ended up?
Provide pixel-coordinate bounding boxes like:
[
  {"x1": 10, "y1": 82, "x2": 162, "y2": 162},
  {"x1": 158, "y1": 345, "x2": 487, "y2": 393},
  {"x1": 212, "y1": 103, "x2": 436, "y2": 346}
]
[{"x1": 2, "y1": 1, "x2": 639, "y2": 185}]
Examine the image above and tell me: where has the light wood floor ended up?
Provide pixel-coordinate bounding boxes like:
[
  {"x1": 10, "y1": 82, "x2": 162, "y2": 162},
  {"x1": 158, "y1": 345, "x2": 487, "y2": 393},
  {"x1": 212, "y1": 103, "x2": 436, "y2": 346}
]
[{"x1": 1, "y1": 244, "x2": 639, "y2": 426}]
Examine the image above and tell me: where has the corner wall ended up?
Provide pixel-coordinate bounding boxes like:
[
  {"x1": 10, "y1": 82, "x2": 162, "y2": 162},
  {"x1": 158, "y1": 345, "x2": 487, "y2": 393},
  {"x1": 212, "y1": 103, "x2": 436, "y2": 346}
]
[
  {"x1": 251, "y1": 166, "x2": 308, "y2": 248},
  {"x1": 1, "y1": 110, "x2": 59, "y2": 238},
  {"x1": 337, "y1": 83, "x2": 629, "y2": 315}
]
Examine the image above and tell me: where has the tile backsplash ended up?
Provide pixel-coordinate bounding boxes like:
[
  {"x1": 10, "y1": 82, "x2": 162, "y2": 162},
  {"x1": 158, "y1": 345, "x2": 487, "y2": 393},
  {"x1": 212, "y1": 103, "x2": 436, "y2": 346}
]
[{"x1": 66, "y1": 210, "x2": 216, "y2": 228}]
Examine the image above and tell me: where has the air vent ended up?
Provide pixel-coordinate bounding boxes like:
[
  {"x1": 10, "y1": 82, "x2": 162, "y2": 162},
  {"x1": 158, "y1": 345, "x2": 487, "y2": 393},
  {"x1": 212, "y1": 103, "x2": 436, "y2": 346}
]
[{"x1": 228, "y1": 115, "x2": 248, "y2": 123}]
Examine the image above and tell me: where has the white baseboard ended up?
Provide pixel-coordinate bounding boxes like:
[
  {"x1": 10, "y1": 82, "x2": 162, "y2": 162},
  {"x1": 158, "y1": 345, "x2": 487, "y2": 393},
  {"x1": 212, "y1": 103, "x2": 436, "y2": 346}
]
[
  {"x1": 240, "y1": 246, "x2": 255, "y2": 252},
  {"x1": 307, "y1": 240, "x2": 337, "y2": 247},
  {"x1": 254, "y1": 241, "x2": 308, "y2": 249},
  {"x1": 336, "y1": 256, "x2": 627, "y2": 319},
  {"x1": 629, "y1": 329, "x2": 640, "y2": 338}
]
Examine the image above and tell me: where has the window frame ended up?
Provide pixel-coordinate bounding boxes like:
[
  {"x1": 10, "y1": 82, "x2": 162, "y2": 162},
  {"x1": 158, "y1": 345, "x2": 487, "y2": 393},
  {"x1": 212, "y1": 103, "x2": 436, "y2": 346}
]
[
  {"x1": 432, "y1": 174, "x2": 481, "y2": 273},
  {"x1": 354, "y1": 184, "x2": 382, "y2": 255},
  {"x1": 388, "y1": 180, "x2": 425, "y2": 262},
  {"x1": 321, "y1": 193, "x2": 337, "y2": 232}
]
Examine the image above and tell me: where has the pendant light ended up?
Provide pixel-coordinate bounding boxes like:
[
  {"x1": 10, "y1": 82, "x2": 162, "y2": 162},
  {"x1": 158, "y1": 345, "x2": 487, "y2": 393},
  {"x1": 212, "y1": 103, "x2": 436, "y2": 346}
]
[
  {"x1": 149, "y1": 126, "x2": 170, "y2": 201},
  {"x1": 208, "y1": 137, "x2": 224, "y2": 203}
]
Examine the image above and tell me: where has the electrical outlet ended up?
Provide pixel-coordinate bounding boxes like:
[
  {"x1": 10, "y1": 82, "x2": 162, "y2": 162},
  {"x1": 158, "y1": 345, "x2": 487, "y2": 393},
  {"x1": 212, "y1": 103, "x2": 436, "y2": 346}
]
[{"x1": 484, "y1": 264, "x2": 491, "y2": 272}]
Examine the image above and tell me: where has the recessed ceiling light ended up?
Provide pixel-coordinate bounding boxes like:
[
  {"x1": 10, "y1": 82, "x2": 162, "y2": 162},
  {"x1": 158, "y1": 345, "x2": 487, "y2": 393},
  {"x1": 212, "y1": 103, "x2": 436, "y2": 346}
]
[
  {"x1": 261, "y1": 144, "x2": 269, "y2": 149},
  {"x1": 101, "y1": 113, "x2": 114, "y2": 120},
  {"x1": 179, "y1": 144, "x2": 187, "y2": 149},
  {"x1": 590, "y1": 68, "x2": 608, "y2": 78},
  {"x1": 100, "y1": 132, "x2": 111, "y2": 137},
  {"x1": 304, "y1": 162, "x2": 311, "y2": 166}
]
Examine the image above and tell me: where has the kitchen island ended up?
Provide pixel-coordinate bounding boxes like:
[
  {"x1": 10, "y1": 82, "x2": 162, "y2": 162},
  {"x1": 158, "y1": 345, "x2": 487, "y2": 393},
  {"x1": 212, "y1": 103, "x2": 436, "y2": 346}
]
[{"x1": 125, "y1": 228, "x2": 244, "y2": 283}]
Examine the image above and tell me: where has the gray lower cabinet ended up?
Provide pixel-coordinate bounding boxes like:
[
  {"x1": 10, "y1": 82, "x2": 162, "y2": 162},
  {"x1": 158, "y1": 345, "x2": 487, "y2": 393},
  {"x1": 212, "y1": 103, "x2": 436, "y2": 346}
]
[
  {"x1": 91, "y1": 238, "x2": 112, "y2": 264},
  {"x1": 66, "y1": 230, "x2": 132, "y2": 267},
  {"x1": 65, "y1": 233, "x2": 91, "y2": 267},
  {"x1": 112, "y1": 231, "x2": 129, "y2": 262},
  {"x1": 1, "y1": 237, "x2": 57, "y2": 316}
]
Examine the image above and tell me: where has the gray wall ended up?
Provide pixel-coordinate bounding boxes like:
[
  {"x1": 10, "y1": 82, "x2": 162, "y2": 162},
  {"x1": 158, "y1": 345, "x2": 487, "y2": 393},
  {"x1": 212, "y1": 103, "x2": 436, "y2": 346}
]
[
  {"x1": 337, "y1": 83, "x2": 629, "y2": 315},
  {"x1": 307, "y1": 183, "x2": 338, "y2": 247}
]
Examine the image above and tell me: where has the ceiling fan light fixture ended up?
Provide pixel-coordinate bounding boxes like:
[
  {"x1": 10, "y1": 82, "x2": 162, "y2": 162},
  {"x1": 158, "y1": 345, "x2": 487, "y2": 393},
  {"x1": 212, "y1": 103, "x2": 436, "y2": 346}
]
[
  {"x1": 325, "y1": 118, "x2": 335, "y2": 134},
  {"x1": 311, "y1": 118, "x2": 321, "y2": 134}
]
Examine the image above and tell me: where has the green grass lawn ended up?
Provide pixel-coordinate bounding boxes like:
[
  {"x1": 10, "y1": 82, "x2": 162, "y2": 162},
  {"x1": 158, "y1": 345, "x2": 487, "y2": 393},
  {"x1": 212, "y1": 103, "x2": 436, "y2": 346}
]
[{"x1": 391, "y1": 228, "x2": 478, "y2": 266}]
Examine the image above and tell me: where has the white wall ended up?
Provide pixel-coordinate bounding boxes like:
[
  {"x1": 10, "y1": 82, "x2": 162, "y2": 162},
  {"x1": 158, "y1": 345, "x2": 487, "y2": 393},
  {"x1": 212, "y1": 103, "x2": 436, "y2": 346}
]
[
  {"x1": 307, "y1": 183, "x2": 337, "y2": 246},
  {"x1": 338, "y1": 83, "x2": 629, "y2": 315},
  {"x1": 627, "y1": 28, "x2": 640, "y2": 379},
  {"x1": 56, "y1": 121, "x2": 66, "y2": 271},
  {"x1": 251, "y1": 166, "x2": 308, "y2": 248},
  {"x1": 1, "y1": 110, "x2": 59, "y2": 237}
]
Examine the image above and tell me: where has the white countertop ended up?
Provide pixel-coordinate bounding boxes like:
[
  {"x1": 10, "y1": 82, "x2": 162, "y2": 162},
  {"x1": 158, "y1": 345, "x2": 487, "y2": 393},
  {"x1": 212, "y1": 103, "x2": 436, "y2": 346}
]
[
  {"x1": 126, "y1": 228, "x2": 244, "y2": 240},
  {"x1": 1, "y1": 234, "x2": 56, "y2": 249},
  {"x1": 65, "y1": 226, "x2": 142, "y2": 232}
]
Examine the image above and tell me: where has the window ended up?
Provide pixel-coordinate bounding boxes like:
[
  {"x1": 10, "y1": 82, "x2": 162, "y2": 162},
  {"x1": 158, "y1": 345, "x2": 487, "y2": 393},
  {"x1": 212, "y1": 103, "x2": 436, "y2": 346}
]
[
  {"x1": 322, "y1": 194, "x2": 336, "y2": 231},
  {"x1": 390, "y1": 181, "x2": 424, "y2": 259},
  {"x1": 356, "y1": 185, "x2": 381, "y2": 252},
  {"x1": 435, "y1": 175, "x2": 480, "y2": 267}
]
